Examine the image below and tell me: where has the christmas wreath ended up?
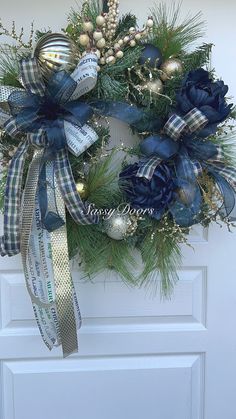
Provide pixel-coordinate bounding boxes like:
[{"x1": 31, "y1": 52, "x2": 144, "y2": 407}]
[{"x1": 0, "y1": 0, "x2": 235, "y2": 356}]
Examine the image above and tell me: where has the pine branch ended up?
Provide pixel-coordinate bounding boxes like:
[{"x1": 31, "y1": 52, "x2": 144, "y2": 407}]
[
  {"x1": 115, "y1": 13, "x2": 137, "y2": 37},
  {"x1": 181, "y1": 43, "x2": 213, "y2": 72},
  {"x1": 209, "y1": 127, "x2": 236, "y2": 167},
  {"x1": 151, "y1": 2, "x2": 205, "y2": 59},
  {"x1": 0, "y1": 45, "x2": 26, "y2": 87},
  {"x1": 86, "y1": 152, "x2": 122, "y2": 207},
  {"x1": 0, "y1": 170, "x2": 7, "y2": 211},
  {"x1": 137, "y1": 218, "x2": 184, "y2": 297},
  {"x1": 66, "y1": 0, "x2": 102, "y2": 40},
  {"x1": 67, "y1": 219, "x2": 137, "y2": 286},
  {"x1": 103, "y1": 46, "x2": 143, "y2": 76},
  {"x1": 97, "y1": 73, "x2": 128, "y2": 100}
]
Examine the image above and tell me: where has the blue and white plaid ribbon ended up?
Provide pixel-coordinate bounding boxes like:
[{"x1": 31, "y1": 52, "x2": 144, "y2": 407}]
[
  {"x1": 0, "y1": 53, "x2": 99, "y2": 357},
  {"x1": 137, "y1": 108, "x2": 209, "y2": 180},
  {"x1": 136, "y1": 156, "x2": 162, "y2": 180},
  {"x1": 163, "y1": 108, "x2": 208, "y2": 141}
]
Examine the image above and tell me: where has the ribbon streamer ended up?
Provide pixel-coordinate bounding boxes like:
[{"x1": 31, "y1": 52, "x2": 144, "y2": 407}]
[{"x1": 0, "y1": 53, "x2": 100, "y2": 356}]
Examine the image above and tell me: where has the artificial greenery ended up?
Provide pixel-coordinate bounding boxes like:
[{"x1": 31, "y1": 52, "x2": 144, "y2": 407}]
[
  {"x1": 0, "y1": 0, "x2": 235, "y2": 297},
  {"x1": 151, "y1": 2, "x2": 205, "y2": 59}
]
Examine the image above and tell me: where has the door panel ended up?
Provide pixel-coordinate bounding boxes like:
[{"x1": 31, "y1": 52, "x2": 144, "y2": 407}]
[{"x1": 0, "y1": 1, "x2": 236, "y2": 418}]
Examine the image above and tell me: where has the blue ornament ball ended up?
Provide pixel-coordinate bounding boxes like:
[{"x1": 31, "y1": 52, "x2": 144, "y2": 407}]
[{"x1": 139, "y1": 43, "x2": 163, "y2": 69}]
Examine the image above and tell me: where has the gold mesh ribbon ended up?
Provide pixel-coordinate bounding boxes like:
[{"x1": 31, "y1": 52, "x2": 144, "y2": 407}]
[
  {"x1": 50, "y1": 177, "x2": 78, "y2": 357},
  {"x1": 21, "y1": 151, "x2": 78, "y2": 357},
  {"x1": 20, "y1": 148, "x2": 50, "y2": 306}
]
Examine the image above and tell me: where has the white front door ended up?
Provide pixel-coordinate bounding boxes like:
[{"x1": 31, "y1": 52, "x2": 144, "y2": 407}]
[
  {"x1": 1, "y1": 1, "x2": 236, "y2": 418},
  {"x1": 1, "y1": 224, "x2": 236, "y2": 419}
]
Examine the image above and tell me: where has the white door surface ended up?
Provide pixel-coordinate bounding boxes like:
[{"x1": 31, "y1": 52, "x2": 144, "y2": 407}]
[{"x1": 1, "y1": 1, "x2": 236, "y2": 419}]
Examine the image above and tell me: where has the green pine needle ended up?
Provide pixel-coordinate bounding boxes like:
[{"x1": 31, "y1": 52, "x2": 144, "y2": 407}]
[
  {"x1": 104, "y1": 46, "x2": 143, "y2": 76},
  {"x1": 210, "y1": 127, "x2": 236, "y2": 167},
  {"x1": 181, "y1": 43, "x2": 213, "y2": 72},
  {"x1": 0, "y1": 45, "x2": 24, "y2": 87},
  {"x1": 137, "y1": 219, "x2": 183, "y2": 297},
  {"x1": 86, "y1": 152, "x2": 122, "y2": 207},
  {"x1": 0, "y1": 170, "x2": 7, "y2": 211},
  {"x1": 115, "y1": 13, "x2": 137, "y2": 37},
  {"x1": 97, "y1": 73, "x2": 128, "y2": 100},
  {"x1": 67, "y1": 219, "x2": 137, "y2": 286},
  {"x1": 151, "y1": 2, "x2": 205, "y2": 59}
]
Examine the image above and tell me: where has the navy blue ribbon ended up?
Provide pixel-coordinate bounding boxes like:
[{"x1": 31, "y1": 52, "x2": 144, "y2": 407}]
[
  {"x1": 4, "y1": 63, "x2": 99, "y2": 233},
  {"x1": 138, "y1": 130, "x2": 236, "y2": 225}
]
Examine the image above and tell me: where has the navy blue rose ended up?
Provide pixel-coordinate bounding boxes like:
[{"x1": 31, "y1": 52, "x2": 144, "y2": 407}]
[
  {"x1": 176, "y1": 68, "x2": 232, "y2": 137},
  {"x1": 119, "y1": 162, "x2": 176, "y2": 220}
]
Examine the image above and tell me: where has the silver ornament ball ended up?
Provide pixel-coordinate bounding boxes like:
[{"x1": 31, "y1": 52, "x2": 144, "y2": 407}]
[
  {"x1": 104, "y1": 212, "x2": 135, "y2": 241},
  {"x1": 34, "y1": 33, "x2": 78, "y2": 80}
]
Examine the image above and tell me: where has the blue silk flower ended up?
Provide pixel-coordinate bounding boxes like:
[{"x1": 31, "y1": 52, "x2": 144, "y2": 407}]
[
  {"x1": 119, "y1": 161, "x2": 176, "y2": 220},
  {"x1": 176, "y1": 68, "x2": 232, "y2": 137}
]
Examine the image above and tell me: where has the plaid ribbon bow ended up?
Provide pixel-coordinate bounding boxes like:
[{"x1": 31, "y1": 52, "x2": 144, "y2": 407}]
[
  {"x1": 1, "y1": 57, "x2": 99, "y2": 256},
  {"x1": 0, "y1": 54, "x2": 100, "y2": 357},
  {"x1": 137, "y1": 108, "x2": 209, "y2": 180}
]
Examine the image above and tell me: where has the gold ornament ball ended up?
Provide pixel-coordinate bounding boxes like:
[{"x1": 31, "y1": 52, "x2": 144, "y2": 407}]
[
  {"x1": 76, "y1": 179, "x2": 88, "y2": 199},
  {"x1": 34, "y1": 33, "x2": 78, "y2": 80},
  {"x1": 142, "y1": 79, "x2": 163, "y2": 94},
  {"x1": 160, "y1": 58, "x2": 183, "y2": 80}
]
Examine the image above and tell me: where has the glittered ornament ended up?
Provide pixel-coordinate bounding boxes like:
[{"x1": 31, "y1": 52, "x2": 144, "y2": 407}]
[
  {"x1": 76, "y1": 179, "x2": 88, "y2": 199},
  {"x1": 104, "y1": 212, "x2": 137, "y2": 241},
  {"x1": 160, "y1": 58, "x2": 183, "y2": 80},
  {"x1": 139, "y1": 43, "x2": 163, "y2": 69},
  {"x1": 34, "y1": 33, "x2": 78, "y2": 80},
  {"x1": 141, "y1": 78, "x2": 163, "y2": 94}
]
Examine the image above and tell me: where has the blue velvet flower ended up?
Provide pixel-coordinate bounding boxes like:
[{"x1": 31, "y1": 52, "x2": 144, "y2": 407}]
[
  {"x1": 119, "y1": 162, "x2": 176, "y2": 220},
  {"x1": 176, "y1": 68, "x2": 232, "y2": 137}
]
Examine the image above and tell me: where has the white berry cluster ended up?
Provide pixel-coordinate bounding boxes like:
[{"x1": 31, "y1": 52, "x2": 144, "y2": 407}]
[{"x1": 78, "y1": 0, "x2": 154, "y2": 68}]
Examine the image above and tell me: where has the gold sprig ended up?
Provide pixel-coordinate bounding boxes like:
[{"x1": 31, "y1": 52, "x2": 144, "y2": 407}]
[{"x1": 0, "y1": 19, "x2": 34, "y2": 49}]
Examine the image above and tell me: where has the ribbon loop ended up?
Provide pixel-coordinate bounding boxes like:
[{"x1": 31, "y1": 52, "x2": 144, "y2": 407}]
[
  {"x1": 163, "y1": 107, "x2": 208, "y2": 141},
  {"x1": 20, "y1": 58, "x2": 46, "y2": 96}
]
